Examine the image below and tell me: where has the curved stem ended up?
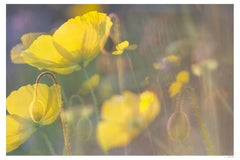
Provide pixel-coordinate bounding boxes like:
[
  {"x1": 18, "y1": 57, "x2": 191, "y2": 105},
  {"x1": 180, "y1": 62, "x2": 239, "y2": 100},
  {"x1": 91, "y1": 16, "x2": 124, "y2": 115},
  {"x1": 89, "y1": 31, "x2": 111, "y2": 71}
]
[{"x1": 35, "y1": 71, "x2": 72, "y2": 155}]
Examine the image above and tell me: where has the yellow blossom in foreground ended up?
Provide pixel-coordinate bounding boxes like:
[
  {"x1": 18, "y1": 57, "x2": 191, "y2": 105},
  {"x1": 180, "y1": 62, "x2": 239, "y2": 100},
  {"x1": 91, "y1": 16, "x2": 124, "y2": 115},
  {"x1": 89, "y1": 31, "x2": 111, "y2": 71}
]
[
  {"x1": 97, "y1": 91, "x2": 160, "y2": 152},
  {"x1": 11, "y1": 11, "x2": 112, "y2": 74},
  {"x1": 169, "y1": 70, "x2": 190, "y2": 97},
  {"x1": 6, "y1": 83, "x2": 62, "y2": 153},
  {"x1": 112, "y1": 40, "x2": 137, "y2": 55}
]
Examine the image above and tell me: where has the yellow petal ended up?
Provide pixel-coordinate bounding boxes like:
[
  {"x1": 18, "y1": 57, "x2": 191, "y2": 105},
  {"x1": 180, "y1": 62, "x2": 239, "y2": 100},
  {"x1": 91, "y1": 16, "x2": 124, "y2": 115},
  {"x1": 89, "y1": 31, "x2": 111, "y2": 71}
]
[
  {"x1": 112, "y1": 41, "x2": 129, "y2": 55},
  {"x1": 24, "y1": 35, "x2": 71, "y2": 66},
  {"x1": 101, "y1": 95, "x2": 132, "y2": 123},
  {"x1": 22, "y1": 35, "x2": 82, "y2": 74},
  {"x1": 204, "y1": 58, "x2": 218, "y2": 71},
  {"x1": 10, "y1": 44, "x2": 26, "y2": 64},
  {"x1": 169, "y1": 81, "x2": 182, "y2": 97},
  {"x1": 40, "y1": 64, "x2": 81, "y2": 75},
  {"x1": 53, "y1": 11, "x2": 112, "y2": 61},
  {"x1": 112, "y1": 50, "x2": 123, "y2": 55},
  {"x1": 97, "y1": 90, "x2": 160, "y2": 152},
  {"x1": 29, "y1": 84, "x2": 62, "y2": 125},
  {"x1": 97, "y1": 122, "x2": 131, "y2": 152},
  {"x1": 162, "y1": 55, "x2": 180, "y2": 63},
  {"x1": 139, "y1": 91, "x2": 160, "y2": 123},
  {"x1": 191, "y1": 64, "x2": 202, "y2": 77},
  {"x1": 7, "y1": 83, "x2": 61, "y2": 126},
  {"x1": 7, "y1": 85, "x2": 35, "y2": 119},
  {"x1": 153, "y1": 62, "x2": 162, "y2": 70},
  {"x1": 116, "y1": 41, "x2": 129, "y2": 51},
  {"x1": 10, "y1": 32, "x2": 44, "y2": 64},
  {"x1": 6, "y1": 115, "x2": 36, "y2": 153},
  {"x1": 16, "y1": 11, "x2": 112, "y2": 74},
  {"x1": 41, "y1": 84, "x2": 62, "y2": 125},
  {"x1": 21, "y1": 32, "x2": 45, "y2": 48},
  {"x1": 176, "y1": 70, "x2": 189, "y2": 84}
]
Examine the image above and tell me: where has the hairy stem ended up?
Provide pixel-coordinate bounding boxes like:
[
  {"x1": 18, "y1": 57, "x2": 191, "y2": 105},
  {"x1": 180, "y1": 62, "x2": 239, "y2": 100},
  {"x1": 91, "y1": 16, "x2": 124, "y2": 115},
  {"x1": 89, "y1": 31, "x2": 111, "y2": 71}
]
[{"x1": 36, "y1": 71, "x2": 72, "y2": 155}]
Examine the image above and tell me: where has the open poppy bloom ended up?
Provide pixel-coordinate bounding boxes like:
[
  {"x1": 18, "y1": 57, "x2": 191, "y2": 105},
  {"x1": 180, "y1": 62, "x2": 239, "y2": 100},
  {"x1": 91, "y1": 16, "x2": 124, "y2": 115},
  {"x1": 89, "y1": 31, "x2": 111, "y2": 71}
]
[
  {"x1": 11, "y1": 11, "x2": 112, "y2": 74},
  {"x1": 97, "y1": 90, "x2": 160, "y2": 153},
  {"x1": 6, "y1": 83, "x2": 62, "y2": 153}
]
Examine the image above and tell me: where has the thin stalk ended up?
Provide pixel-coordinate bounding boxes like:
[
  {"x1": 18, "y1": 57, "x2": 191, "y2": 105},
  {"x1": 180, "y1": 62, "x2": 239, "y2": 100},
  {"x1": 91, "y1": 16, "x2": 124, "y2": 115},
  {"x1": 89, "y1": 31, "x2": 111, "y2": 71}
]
[
  {"x1": 126, "y1": 54, "x2": 140, "y2": 92},
  {"x1": 116, "y1": 57, "x2": 125, "y2": 93},
  {"x1": 82, "y1": 68, "x2": 99, "y2": 122},
  {"x1": 39, "y1": 131, "x2": 56, "y2": 155},
  {"x1": 126, "y1": 55, "x2": 156, "y2": 154},
  {"x1": 36, "y1": 71, "x2": 72, "y2": 155},
  {"x1": 59, "y1": 111, "x2": 72, "y2": 155},
  {"x1": 182, "y1": 87, "x2": 216, "y2": 154}
]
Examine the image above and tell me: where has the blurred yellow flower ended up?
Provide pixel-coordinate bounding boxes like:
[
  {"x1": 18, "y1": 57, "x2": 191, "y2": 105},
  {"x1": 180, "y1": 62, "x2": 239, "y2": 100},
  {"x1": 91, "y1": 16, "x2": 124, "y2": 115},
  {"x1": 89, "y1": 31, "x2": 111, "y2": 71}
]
[
  {"x1": 169, "y1": 70, "x2": 189, "y2": 97},
  {"x1": 153, "y1": 54, "x2": 181, "y2": 70},
  {"x1": 11, "y1": 11, "x2": 112, "y2": 74},
  {"x1": 79, "y1": 74, "x2": 100, "y2": 95},
  {"x1": 162, "y1": 55, "x2": 180, "y2": 63},
  {"x1": 169, "y1": 81, "x2": 182, "y2": 97},
  {"x1": 112, "y1": 40, "x2": 137, "y2": 55},
  {"x1": 97, "y1": 91, "x2": 160, "y2": 152},
  {"x1": 6, "y1": 83, "x2": 62, "y2": 153},
  {"x1": 176, "y1": 70, "x2": 189, "y2": 84},
  {"x1": 191, "y1": 58, "x2": 218, "y2": 77}
]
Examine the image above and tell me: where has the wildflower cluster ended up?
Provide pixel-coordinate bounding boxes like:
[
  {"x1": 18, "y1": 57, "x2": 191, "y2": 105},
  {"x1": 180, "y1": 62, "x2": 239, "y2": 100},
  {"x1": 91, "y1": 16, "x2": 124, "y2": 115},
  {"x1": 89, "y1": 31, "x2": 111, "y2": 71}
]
[{"x1": 6, "y1": 5, "x2": 229, "y2": 155}]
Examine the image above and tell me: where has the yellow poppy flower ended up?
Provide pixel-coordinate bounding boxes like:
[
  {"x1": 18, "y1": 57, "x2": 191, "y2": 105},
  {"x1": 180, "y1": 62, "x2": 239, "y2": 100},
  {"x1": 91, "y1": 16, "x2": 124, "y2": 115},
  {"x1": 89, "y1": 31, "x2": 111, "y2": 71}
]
[
  {"x1": 11, "y1": 11, "x2": 112, "y2": 74},
  {"x1": 6, "y1": 83, "x2": 62, "y2": 153},
  {"x1": 112, "y1": 40, "x2": 137, "y2": 55},
  {"x1": 97, "y1": 91, "x2": 160, "y2": 152}
]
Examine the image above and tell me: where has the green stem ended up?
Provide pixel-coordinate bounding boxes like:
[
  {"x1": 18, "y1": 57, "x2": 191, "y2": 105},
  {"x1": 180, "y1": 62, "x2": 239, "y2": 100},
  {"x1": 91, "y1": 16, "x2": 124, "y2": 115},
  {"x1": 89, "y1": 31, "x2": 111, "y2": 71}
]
[
  {"x1": 35, "y1": 71, "x2": 72, "y2": 155},
  {"x1": 82, "y1": 67, "x2": 99, "y2": 122},
  {"x1": 39, "y1": 131, "x2": 56, "y2": 155},
  {"x1": 127, "y1": 55, "x2": 158, "y2": 154},
  {"x1": 127, "y1": 54, "x2": 140, "y2": 92}
]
